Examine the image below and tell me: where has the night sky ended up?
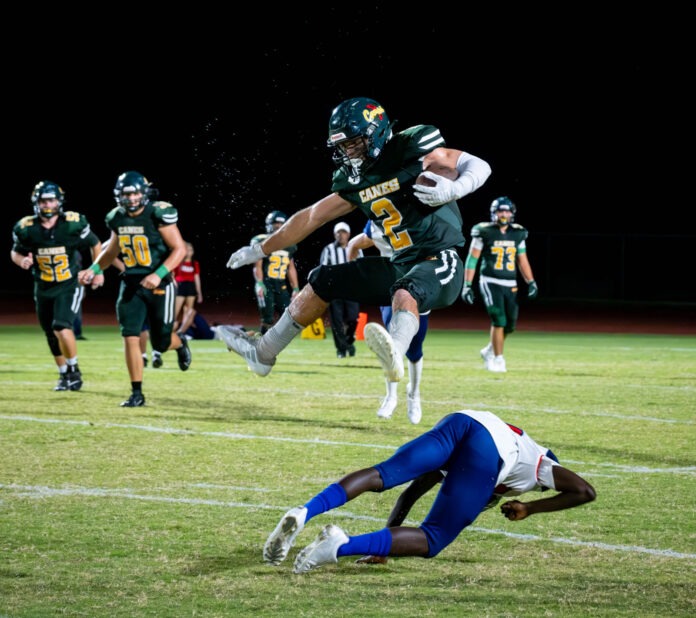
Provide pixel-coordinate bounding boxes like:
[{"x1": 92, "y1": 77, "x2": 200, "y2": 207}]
[{"x1": 7, "y1": 11, "x2": 691, "y2": 303}]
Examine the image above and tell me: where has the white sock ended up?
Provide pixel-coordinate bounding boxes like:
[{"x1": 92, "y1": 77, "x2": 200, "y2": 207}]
[
  {"x1": 257, "y1": 309, "x2": 304, "y2": 360},
  {"x1": 58, "y1": 364, "x2": 68, "y2": 374},
  {"x1": 385, "y1": 379, "x2": 398, "y2": 400},
  {"x1": 408, "y1": 358, "x2": 423, "y2": 395},
  {"x1": 67, "y1": 357, "x2": 78, "y2": 367},
  {"x1": 389, "y1": 310, "x2": 419, "y2": 357}
]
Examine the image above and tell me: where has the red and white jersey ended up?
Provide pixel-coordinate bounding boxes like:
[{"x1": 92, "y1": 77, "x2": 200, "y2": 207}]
[{"x1": 458, "y1": 410, "x2": 559, "y2": 495}]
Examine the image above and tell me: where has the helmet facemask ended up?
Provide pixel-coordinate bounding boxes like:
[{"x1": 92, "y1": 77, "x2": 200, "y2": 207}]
[
  {"x1": 489, "y1": 196, "x2": 516, "y2": 226},
  {"x1": 31, "y1": 181, "x2": 65, "y2": 219},
  {"x1": 114, "y1": 171, "x2": 154, "y2": 213},
  {"x1": 493, "y1": 208, "x2": 514, "y2": 226},
  {"x1": 327, "y1": 97, "x2": 393, "y2": 180},
  {"x1": 332, "y1": 136, "x2": 370, "y2": 180},
  {"x1": 119, "y1": 190, "x2": 146, "y2": 213}
]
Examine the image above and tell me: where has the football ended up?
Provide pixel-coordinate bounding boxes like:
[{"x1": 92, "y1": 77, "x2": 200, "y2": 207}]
[
  {"x1": 415, "y1": 165, "x2": 458, "y2": 187},
  {"x1": 415, "y1": 174, "x2": 437, "y2": 187}
]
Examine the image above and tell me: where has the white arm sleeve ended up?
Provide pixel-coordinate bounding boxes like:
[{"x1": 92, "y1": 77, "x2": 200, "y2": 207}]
[{"x1": 452, "y1": 151, "x2": 492, "y2": 199}]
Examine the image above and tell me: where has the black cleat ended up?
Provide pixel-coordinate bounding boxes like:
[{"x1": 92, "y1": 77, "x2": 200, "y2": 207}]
[
  {"x1": 120, "y1": 392, "x2": 145, "y2": 407},
  {"x1": 152, "y1": 353, "x2": 163, "y2": 368},
  {"x1": 142, "y1": 355, "x2": 148, "y2": 368},
  {"x1": 54, "y1": 374, "x2": 69, "y2": 391},
  {"x1": 67, "y1": 365, "x2": 83, "y2": 391},
  {"x1": 176, "y1": 336, "x2": 192, "y2": 371}
]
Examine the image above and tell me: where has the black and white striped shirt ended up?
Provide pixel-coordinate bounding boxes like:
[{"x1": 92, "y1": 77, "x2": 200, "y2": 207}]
[{"x1": 320, "y1": 242, "x2": 362, "y2": 266}]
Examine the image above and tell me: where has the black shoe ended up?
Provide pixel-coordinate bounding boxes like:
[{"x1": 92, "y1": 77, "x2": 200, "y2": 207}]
[
  {"x1": 120, "y1": 392, "x2": 145, "y2": 407},
  {"x1": 152, "y1": 353, "x2": 163, "y2": 368},
  {"x1": 176, "y1": 336, "x2": 192, "y2": 371},
  {"x1": 76, "y1": 335, "x2": 87, "y2": 341},
  {"x1": 67, "y1": 365, "x2": 83, "y2": 391},
  {"x1": 348, "y1": 345, "x2": 356, "y2": 357},
  {"x1": 337, "y1": 351, "x2": 346, "y2": 359},
  {"x1": 54, "y1": 373, "x2": 69, "y2": 391},
  {"x1": 142, "y1": 355, "x2": 148, "y2": 368}
]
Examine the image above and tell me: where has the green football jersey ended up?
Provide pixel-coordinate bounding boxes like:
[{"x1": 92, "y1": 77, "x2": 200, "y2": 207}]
[
  {"x1": 105, "y1": 201, "x2": 178, "y2": 276},
  {"x1": 331, "y1": 124, "x2": 465, "y2": 264},
  {"x1": 470, "y1": 222, "x2": 529, "y2": 282},
  {"x1": 11, "y1": 211, "x2": 98, "y2": 289},
  {"x1": 251, "y1": 233, "x2": 297, "y2": 283}
]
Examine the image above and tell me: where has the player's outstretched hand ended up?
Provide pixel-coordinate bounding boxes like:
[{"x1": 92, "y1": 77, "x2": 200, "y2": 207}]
[{"x1": 226, "y1": 243, "x2": 266, "y2": 270}]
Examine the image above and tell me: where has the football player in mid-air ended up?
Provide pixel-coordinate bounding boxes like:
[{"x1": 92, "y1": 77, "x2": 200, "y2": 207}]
[
  {"x1": 78, "y1": 171, "x2": 192, "y2": 407},
  {"x1": 460, "y1": 196, "x2": 538, "y2": 373},
  {"x1": 11, "y1": 181, "x2": 103, "y2": 392},
  {"x1": 249, "y1": 210, "x2": 300, "y2": 334},
  {"x1": 220, "y1": 97, "x2": 492, "y2": 381}
]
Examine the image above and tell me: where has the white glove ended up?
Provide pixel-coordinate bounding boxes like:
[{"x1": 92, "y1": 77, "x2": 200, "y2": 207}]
[
  {"x1": 413, "y1": 171, "x2": 465, "y2": 207},
  {"x1": 254, "y1": 281, "x2": 267, "y2": 308},
  {"x1": 226, "y1": 243, "x2": 266, "y2": 269}
]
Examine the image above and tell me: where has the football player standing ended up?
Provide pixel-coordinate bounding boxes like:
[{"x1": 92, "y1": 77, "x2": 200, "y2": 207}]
[{"x1": 11, "y1": 181, "x2": 103, "y2": 391}]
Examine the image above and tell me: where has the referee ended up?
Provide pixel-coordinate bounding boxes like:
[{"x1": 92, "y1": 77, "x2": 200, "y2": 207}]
[{"x1": 319, "y1": 222, "x2": 362, "y2": 358}]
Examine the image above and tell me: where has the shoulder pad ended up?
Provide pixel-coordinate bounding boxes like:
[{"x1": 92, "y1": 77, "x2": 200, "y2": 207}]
[
  {"x1": 152, "y1": 201, "x2": 178, "y2": 225},
  {"x1": 17, "y1": 215, "x2": 35, "y2": 228},
  {"x1": 401, "y1": 124, "x2": 443, "y2": 148},
  {"x1": 470, "y1": 222, "x2": 490, "y2": 234},
  {"x1": 62, "y1": 211, "x2": 85, "y2": 225},
  {"x1": 105, "y1": 206, "x2": 121, "y2": 223}
]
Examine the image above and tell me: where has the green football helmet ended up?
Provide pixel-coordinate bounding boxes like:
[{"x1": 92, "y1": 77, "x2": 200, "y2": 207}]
[
  {"x1": 490, "y1": 196, "x2": 516, "y2": 226},
  {"x1": 327, "y1": 97, "x2": 393, "y2": 179},
  {"x1": 265, "y1": 210, "x2": 287, "y2": 233},
  {"x1": 31, "y1": 180, "x2": 65, "y2": 219},
  {"x1": 114, "y1": 170, "x2": 156, "y2": 212}
]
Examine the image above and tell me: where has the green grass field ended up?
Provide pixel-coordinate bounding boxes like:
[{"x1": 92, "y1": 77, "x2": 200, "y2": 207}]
[{"x1": 1, "y1": 324, "x2": 694, "y2": 617}]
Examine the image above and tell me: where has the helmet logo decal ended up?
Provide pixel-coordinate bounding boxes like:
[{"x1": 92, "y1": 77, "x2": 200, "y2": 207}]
[
  {"x1": 329, "y1": 132, "x2": 348, "y2": 144},
  {"x1": 363, "y1": 104, "x2": 385, "y2": 123}
]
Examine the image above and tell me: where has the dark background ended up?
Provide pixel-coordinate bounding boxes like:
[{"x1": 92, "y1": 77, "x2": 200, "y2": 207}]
[{"x1": 6, "y1": 10, "x2": 693, "y2": 308}]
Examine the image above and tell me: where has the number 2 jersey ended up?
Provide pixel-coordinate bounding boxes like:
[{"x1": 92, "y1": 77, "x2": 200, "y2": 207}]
[
  {"x1": 331, "y1": 124, "x2": 465, "y2": 264},
  {"x1": 12, "y1": 212, "x2": 99, "y2": 291},
  {"x1": 104, "y1": 201, "x2": 178, "y2": 276}
]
